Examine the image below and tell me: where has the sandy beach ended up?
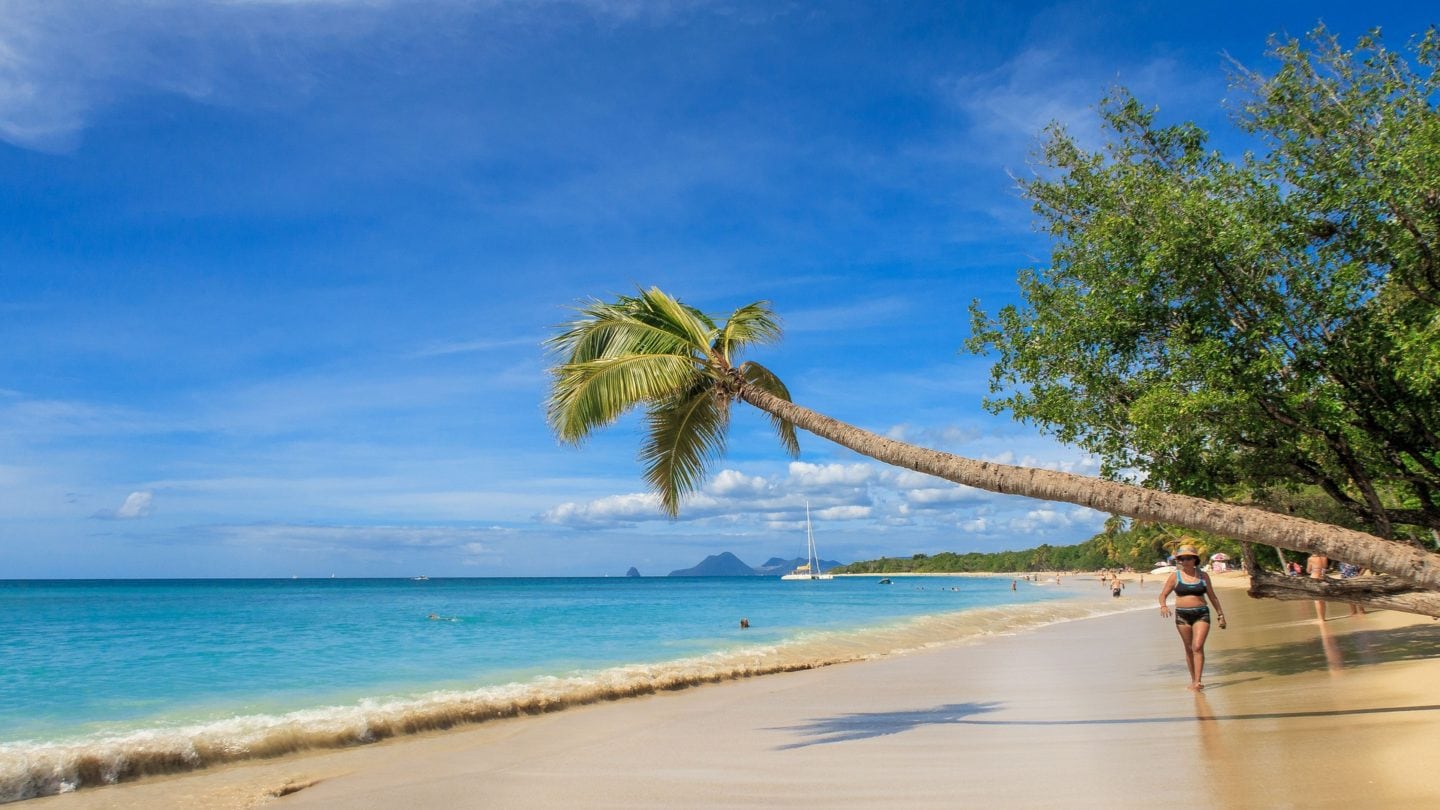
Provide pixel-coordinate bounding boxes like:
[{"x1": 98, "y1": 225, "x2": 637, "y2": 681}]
[{"x1": 30, "y1": 575, "x2": 1440, "y2": 809}]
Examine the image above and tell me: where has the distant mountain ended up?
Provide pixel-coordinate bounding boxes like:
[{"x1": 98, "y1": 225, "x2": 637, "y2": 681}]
[
  {"x1": 755, "y1": 556, "x2": 845, "y2": 576},
  {"x1": 668, "y1": 553, "x2": 846, "y2": 577},
  {"x1": 625, "y1": 567, "x2": 641, "y2": 578},
  {"x1": 667, "y1": 552, "x2": 761, "y2": 577}
]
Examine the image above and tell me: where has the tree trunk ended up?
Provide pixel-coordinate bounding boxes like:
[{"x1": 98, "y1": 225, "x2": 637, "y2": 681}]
[
  {"x1": 1238, "y1": 542, "x2": 1440, "y2": 617},
  {"x1": 739, "y1": 387, "x2": 1440, "y2": 599},
  {"x1": 1244, "y1": 572, "x2": 1440, "y2": 617}
]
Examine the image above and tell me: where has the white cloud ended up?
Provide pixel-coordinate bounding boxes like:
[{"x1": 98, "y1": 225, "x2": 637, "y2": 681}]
[
  {"x1": 709, "y1": 468, "x2": 770, "y2": 497},
  {"x1": 536, "y1": 444, "x2": 1107, "y2": 543},
  {"x1": 93, "y1": 490, "x2": 154, "y2": 520},
  {"x1": 539, "y1": 492, "x2": 662, "y2": 526},
  {"x1": 814, "y1": 504, "x2": 870, "y2": 521},
  {"x1": 787, "y1": 461, "x2": 875, "y2": 488},
  {"x1": 1007, "y1": 506, "x2": 1105, "y2": 534},
  {"x1": 903, "y1": 485, "x2": 988, "y2": 507}
]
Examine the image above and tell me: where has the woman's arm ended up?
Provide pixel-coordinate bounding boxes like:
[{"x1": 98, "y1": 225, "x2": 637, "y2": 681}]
[
  {"x1": 1157, "y1": 574, "x2": 1177, "y2": 617},
  {"x1": 1202, "y1": 572, "x2": 1226, "y2": 628}
]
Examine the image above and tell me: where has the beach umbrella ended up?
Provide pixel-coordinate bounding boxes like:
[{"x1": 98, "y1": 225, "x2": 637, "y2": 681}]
[{"x1": 1210, "y1": 553, "x2": 1230, "y2": 561}]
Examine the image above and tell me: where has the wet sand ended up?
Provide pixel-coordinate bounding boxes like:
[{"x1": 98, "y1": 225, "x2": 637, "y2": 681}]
[{"x1": 31, "y1": 576, "x2": 1440, "y2": 808}]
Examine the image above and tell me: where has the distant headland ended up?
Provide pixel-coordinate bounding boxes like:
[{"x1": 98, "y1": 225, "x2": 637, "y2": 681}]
[{"x1": 663, "y1": 551, "x2": 844, "y2": 577}]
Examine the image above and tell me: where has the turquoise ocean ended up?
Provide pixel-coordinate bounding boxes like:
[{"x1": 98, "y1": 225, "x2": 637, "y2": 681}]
[{"x1": 0, "y1": 575, "x2": 1127, "y2": 801}]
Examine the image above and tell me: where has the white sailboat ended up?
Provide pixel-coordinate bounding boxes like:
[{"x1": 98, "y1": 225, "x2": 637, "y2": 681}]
[{"x1": 781, "y1": 502, "x2": 833, "y2": 581}]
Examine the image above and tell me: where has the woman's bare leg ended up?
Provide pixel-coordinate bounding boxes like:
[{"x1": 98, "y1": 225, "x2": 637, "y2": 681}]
[
  {"x1": 1177, "y1": 623, "x2": 1196, "y2": 686},
  {"x1": 1189, "y1": 620, "x2": 1211, "y2": 690}
]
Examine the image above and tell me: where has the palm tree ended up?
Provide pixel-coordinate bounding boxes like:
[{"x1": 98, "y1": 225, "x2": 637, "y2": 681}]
[
  {"x1": 546, "y1": 288, "x2": 1440, "y2": 614},
  {"x1": 1095, "y1": 515, "x2": 1127, "y2": 566}
]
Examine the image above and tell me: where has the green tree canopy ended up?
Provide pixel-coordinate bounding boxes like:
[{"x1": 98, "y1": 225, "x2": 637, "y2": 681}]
[{"x1": 969, "y1": 26, "x2": 1440, "y2": 545}]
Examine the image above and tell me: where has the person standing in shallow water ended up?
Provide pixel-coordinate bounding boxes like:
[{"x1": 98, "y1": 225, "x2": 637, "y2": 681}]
[
  {"x1": 1306, "y1": 551, "x2": 1340, "y2": 622},
  {"x1": 1158, "y1": 544, "x2": 1227, "y2": 691}
]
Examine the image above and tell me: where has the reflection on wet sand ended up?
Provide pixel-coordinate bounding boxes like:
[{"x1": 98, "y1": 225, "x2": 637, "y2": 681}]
[
  {"x1": 1191, "y1": 690, "x2": 1224, "y2": 777},
  {"x1": 1317, "y1": 616, "x2": 1344, "y2": 676}
]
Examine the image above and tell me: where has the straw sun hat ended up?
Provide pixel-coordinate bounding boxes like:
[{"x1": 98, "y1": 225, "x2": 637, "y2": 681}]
[{"x1": 1174, "y1": 544, "x2": 1202, "y2": 560}]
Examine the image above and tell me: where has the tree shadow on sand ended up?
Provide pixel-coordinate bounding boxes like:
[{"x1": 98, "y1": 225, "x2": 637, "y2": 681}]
[
  {"x1": 770, "y1": 702, "x2": 1004, "y2": 749},
  {"x1": 773, "y1": 701, "x2": 1440, "y2": 749},
  {"x1": 1207, "y1": 622, "x2": 1440, "y2": 677}
]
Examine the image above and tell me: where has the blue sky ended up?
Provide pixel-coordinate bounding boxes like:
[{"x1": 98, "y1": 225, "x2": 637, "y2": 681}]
[{"x1": 2, "y1": 1, "x2": 1433, "y2": 578}]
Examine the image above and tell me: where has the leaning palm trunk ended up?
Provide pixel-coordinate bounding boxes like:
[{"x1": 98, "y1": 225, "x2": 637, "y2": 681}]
[
  {"x1": 739, "y1": 385, "x2": 1440, "y2": 603},
  {"x1": 1243, "y1": 573, "x2": 1440, "y2": 615},
  {"x1": 1238, "y1": 544, "x2": 1440, "y2": 615}
]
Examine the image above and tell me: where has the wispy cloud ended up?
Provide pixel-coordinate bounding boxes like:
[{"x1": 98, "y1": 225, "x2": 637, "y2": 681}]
[
  {"x1": 409, "y1": 335, "x2": 540, "y2": 358},
  {"x1": 0, "y1": 0, "x2": 696, "y2": 152},
  {"x1": 937, "y1": 33, "x2": 1215, "y2": 169},
  {"x1": 943, "y1": 47, "x2": 1108, "y2": 149},
  {"x1": 164, "y1": 521, "x2": 514, "y2": 556},
  {"x1": 782, "y1": 296, "x2": 912, "y2": 334}
]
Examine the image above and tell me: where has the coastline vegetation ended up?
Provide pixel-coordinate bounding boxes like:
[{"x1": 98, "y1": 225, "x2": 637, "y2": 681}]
[{"x1": 830, "y1": 519, "x2": 1232, "y2": 574}]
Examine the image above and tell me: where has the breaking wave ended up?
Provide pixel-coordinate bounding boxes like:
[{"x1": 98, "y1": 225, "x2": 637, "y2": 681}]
[{"x1": 0, "y1": 595, "x2": 1137, "y2": 803}]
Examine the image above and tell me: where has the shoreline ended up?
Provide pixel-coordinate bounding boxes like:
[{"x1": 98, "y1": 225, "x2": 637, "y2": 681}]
[
  {"x1": 27, "y1": 572, "x2": 1440, "y2": 808},
  {"x1": 2, "y1": 578, "x2": 1120, "y2": 803}
]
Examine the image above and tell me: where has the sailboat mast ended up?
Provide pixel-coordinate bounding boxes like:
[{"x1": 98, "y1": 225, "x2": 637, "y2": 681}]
[{"x1": 806, "y1": 501, "x2": 816, "y2": 574}]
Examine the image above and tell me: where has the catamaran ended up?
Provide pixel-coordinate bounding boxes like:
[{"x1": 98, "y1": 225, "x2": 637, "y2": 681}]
[{"x1": 781, "y1": 502, "x2": 833, "y2": 581}]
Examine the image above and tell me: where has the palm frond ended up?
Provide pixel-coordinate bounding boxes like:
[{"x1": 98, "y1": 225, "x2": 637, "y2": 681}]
[
  {"x1": 547, "y1": 295, "x2": 700, "y2": 365},
  {"x1": 715, "y1": 301, "x2": 782, "y2": 364},
  {"x1": 547, "y1": 289, "x2": 728, "y2": 444},
  {"x1": 740, "y1": 361, "x2": 800, "y2": 457},
  {"x1": 548, "y1": 353, "x2": 698, "y2": 443},
  {"x1": 634, "y1": 287, "x2": 719, "y2": 351},
  {"x1": 640, "y1": 385, "x2": 731, "y2": 516}
]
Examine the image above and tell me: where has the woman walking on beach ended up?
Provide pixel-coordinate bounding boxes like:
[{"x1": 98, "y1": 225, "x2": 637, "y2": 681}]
[{"x1": 1158, "y1": 544, "x2": 1226, "y2": 691}]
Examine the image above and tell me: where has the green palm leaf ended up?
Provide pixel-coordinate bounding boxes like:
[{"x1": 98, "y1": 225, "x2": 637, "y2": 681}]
[
  {"x1": 641, "y1": 385, "x2": 730, "y2": 516},
  {"x1": 716, "y1": 301, "x2": 783, "y2": 364},
  {"x1": 740, "y1": 361, "x2": 799, "y2": 456},
  {"x1": 549, "y1": 353, "x2": 697, "y2": 443}
]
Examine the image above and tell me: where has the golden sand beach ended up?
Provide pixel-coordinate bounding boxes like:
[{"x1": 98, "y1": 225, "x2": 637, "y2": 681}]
[{"x1": 31, "y1": 575, "x2": 1440, "y2": 809}]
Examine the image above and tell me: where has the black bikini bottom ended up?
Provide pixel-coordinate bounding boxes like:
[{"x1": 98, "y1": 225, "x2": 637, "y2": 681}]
[{"x1": 1174, "y1": 606, "x2": 1211, "y2": 626}]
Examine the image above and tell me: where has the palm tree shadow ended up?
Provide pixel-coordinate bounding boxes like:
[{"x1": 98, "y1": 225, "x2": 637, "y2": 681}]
[
  {"x1": 774, "y1": 700, "x2": 1440, "y2": 750},
  {"x1": 771, "y1": 702, "x2": 1004, "y2": 749}
]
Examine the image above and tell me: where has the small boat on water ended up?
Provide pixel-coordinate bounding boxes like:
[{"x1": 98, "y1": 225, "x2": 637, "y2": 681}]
[
  {"x1": 878, "y1": 578, "x2": 893, "y2": 585},
  {"x1": 781, "y1": 503, "x2": 833, "y2": 581},
  {"x1": 411, "y1": 575, "x2": 430, "y2": 581}
]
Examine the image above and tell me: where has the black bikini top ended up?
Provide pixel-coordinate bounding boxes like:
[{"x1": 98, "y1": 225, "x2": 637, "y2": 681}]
[{"x1": 1173, "y1": 572, "x2": 1208, "y2": 596}]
